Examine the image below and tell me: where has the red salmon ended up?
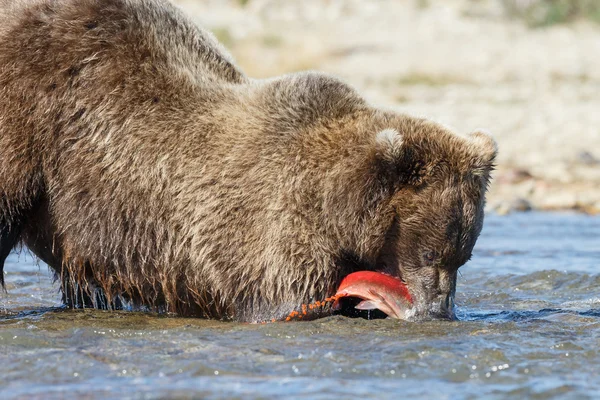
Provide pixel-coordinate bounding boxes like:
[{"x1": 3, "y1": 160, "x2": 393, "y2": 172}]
[{"x1": 333, "y1": 271, "x2": 413, "y2": 319}]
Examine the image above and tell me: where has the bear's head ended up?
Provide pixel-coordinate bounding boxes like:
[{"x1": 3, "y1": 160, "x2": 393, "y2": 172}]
[{"x1": 352, "y1": 116, "x2": 497, "y2": 320}]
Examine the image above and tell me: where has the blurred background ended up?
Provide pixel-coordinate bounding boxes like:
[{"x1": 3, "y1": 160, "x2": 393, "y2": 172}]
[{"x1": 174, "y1": 0, "x2": 600, "y2": 214}]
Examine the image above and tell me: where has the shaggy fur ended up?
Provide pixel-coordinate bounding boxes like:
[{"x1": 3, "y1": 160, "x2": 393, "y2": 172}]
[{"x1": 0, "y1": 0, "x2": 496, "y2": 322}]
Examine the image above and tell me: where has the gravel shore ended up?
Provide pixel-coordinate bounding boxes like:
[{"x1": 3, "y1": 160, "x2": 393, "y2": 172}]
[{"x1": 175, "y1": 0, "x2": 600, "y2": 213}]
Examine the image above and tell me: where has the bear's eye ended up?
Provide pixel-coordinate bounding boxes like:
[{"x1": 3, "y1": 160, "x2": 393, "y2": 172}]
[{"x1": 423, "y1": 250, "x2": 437, "y2": 265}]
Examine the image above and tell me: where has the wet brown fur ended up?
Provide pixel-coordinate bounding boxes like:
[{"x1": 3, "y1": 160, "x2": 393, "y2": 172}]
[{"x1": 0, "y1": 0, "x2": 496, "y2": 321}]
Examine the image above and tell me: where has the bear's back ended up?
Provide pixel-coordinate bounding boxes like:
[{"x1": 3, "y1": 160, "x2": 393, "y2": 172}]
[{"x1": 0, "y1": 0, "x2": 246, "y2": 88}]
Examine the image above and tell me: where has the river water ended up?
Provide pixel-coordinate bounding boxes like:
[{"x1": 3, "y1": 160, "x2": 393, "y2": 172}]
[{"x1": 1, "y1": 212, "x2": 599, "y2": 399}]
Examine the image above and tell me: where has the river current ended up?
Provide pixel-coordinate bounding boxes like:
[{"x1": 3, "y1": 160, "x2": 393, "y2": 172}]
[{"x1": 1, "y1": 212, "x2": 599, "y2": 399}]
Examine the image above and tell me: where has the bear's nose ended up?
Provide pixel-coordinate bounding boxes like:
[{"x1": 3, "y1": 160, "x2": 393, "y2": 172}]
[{"x1": 426, "y1": 293, "x2": 456, "y2": 320}]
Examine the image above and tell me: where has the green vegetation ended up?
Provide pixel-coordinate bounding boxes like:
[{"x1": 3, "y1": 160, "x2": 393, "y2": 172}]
[
  {"x1": 501, "y1": 0, "x2": 600, "y2": 27},
  {"x1": 396, "y1": 72, "x2": 471, "y2": 87},
  {"x1": 262, "y1": 34, "x2": 283, "y2": 48},
  {"x1": 212, "y1": 27, "x2": 234, "y2": 47},
  {"x1": 416, "y1": 0, "x2": 430, "y2": 9}
]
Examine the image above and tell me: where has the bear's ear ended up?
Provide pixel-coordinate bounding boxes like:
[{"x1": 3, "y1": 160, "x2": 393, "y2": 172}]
[
  {"x1": 468, "y1": 129, "x2": 497, "y2": 176},
  {"x1": 374, "y1": 128, "x2": 426, "y2": 186},
  {"x1": 375, "y1": 128, "x2": 404, "y2": 162}
]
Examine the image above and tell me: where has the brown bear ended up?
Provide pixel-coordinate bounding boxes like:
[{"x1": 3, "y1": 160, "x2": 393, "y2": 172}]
[{"x1": 0, "y1": 0, "x2": 496, "y2": 322}]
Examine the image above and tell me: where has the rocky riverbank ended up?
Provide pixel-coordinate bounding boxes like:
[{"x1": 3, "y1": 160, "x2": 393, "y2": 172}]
[{"x1": 175, "y1": 0, "x2": 600, "y2": 213}]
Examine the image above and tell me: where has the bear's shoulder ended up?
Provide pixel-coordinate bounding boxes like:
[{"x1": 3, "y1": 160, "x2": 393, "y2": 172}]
[{"x1": 254, "y1": 72, "x2": 368, "y2": 131}]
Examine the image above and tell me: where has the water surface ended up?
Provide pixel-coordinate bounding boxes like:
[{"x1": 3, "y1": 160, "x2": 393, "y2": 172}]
[{"x1": 1, "y1": 212, "x2": 599, "y2": 399}]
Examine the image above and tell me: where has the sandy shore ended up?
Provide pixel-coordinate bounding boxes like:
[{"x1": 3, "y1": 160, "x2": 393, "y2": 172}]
[{"x1": 175, "y1": 0, "x2": 600, "y2": 213}]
